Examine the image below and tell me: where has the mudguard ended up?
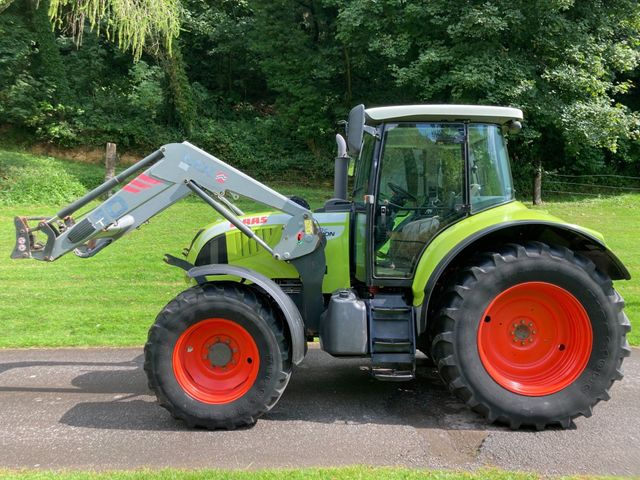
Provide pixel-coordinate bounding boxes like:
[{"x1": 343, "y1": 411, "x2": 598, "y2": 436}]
[
  {"x1": 187, "y1": 264, "x2": 306, "y2": 365},
  {"x1": 412, "y1": 201, "x2": 631, "y2": 333}
]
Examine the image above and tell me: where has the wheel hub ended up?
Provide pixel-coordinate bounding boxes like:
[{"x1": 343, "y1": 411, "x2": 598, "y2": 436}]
[
  {"x1": 172, "y1": 318, "x2": 260, "y2": 404},
  {"x1": 512, "y1": 320, "x2": 536, "y2": 344},
  {"x1": 208, "y1": 341, "x2": 233, "y2": 367}
]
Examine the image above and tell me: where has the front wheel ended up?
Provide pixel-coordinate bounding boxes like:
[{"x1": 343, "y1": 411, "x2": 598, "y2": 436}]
[
  {"x1": 431, "y1": 242, "x2": 631, "y2": 430},
  {"x1": 144, "y1": 283, "x2": 291, "y2": 429}
]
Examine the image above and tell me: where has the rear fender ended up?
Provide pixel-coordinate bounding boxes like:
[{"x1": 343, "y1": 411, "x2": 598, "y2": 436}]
[
  {"x1": 187, "y1": 264, "x2": 306, "y2": 365},
  {"x1": 412, "y1": 203, "x2": 630, "y2": 335}
]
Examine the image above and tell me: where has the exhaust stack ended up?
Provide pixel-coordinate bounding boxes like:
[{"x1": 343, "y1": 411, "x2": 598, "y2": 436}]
[{"x1": 334, "y1": 134, "x2": 349, "y2": 201}]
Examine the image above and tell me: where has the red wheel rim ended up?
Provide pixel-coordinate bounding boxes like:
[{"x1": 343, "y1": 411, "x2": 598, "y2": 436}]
[
  {"x1": 173, "y1": 318, "x2": 260, "y2": 404},
  {"x1": 477, "y1": 282, "x2": 592, "y2": 396}
]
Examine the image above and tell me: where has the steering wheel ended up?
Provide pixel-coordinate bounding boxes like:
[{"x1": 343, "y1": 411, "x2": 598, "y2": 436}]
[{"x1": 387, "y1": 182, "x2": 417, "y2": 202}]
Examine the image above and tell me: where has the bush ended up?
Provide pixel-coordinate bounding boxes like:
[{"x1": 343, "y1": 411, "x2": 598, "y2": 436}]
[{"x1": 189, "y1": 116, "x2": 334, "y2": 182}]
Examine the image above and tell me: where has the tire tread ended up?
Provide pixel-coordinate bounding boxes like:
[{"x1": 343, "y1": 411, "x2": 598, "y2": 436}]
[{"x1": 144, "y1": 282, "x2": 291, "y2": 430}]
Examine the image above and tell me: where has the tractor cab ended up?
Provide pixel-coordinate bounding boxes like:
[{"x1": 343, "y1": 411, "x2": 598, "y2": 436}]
[{"x1": 345, "y1": 104, "x2": 523, "y2": 285}]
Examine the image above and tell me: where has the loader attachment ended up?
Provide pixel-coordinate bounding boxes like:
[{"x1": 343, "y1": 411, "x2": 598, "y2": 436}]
[
  {"x1": 10, "y1": 141, "x2": 324, "y2": 264},
  {"x1": 12, "y1": 216, "x2": 52, "y2": 260},
  {"x1": 12, "y1": 214, "x2": 122, "y2": 261},
  {"x1": 10, "y1": 148, "x2": 167, "y2": 262}
]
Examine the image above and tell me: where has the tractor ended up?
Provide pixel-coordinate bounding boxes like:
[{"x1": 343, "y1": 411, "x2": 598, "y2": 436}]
[{"x1": 12, "y1": 104, "x2": 631, "y2": 430}]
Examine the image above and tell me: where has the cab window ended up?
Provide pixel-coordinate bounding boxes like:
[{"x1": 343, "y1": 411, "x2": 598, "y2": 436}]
[
  {"x1": 468, "y1": 124, "x2": 514, "y2": 212},
  {"x1": 352, "y1": 133, "x2": 375, "y2": 204}
]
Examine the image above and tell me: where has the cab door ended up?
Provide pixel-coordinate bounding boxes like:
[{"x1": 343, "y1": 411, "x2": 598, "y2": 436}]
[{"x1": 369, "y1": 123, "x2": 468, "y2": 285}]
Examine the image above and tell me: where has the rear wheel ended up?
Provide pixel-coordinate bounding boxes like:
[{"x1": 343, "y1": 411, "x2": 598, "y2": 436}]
[
  {"x1": 431, "y1": 242, "x2": 631, "y2": 429},
  {"x1": 144, "y1": 282, "x2": 291, "y2": 429}
]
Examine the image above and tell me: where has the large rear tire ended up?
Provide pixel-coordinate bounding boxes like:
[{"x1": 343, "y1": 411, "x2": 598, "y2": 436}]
[
  {"x1": 144, "y1": 282, "x2": 291, "y2": 429},
  {"x1": 430, "y1": 242, "x2": 631, "y2": 429}
]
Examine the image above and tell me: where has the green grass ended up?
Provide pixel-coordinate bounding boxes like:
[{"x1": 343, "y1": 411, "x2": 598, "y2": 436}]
[
  {"x1": 0, "y1": 147, "x2": 330, "y2": 347},
  {"x1": 0, "y1": 467, "x2": 624, "y2": 480},
  {"x1": 0, "y1": 148, "x2": 637, "y2": 347},
  {"x1": 533, "y1": 194, "x2": 639, "y2": 346},
  {"x1": 0, "y1": 150, "x2": 105, "y2": 206}
]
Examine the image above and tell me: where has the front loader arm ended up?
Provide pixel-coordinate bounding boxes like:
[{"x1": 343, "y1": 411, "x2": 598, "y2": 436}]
[{"x1": 12, "y1": 141, "x2": 323, "y2": 263}]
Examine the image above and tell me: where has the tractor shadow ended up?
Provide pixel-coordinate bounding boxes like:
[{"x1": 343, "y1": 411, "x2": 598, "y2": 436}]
[
  {"x1": 266, "y1": 348, "x2": 500, "y2": 432},
  {"x1": 0, "y1": 348, "x2": 529, "y2": 432}
]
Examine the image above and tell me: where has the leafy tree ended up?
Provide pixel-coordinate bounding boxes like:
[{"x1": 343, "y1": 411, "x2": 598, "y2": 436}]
[
  {"x1": 181, "y1": 0, "x2": 264, "y2": 106},
  {"x1": 336, "y1": 0, "x2": 640, "y2": 183},
  {"x1": 2, "y1": 0, "x2": 640, "y2": 185},
  {"x1": 249, "y1": 0, "x2": 347, "y2": 154}
]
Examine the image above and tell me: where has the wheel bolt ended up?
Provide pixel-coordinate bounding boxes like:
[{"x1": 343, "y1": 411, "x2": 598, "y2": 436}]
[
  {"x1": 529, "y1": 323, "x2": 533, "y2": 327},
  {"x1": 186, "y1": 345, "x2": 193, "y2": 353},
  {"x1": 521, "y1": 320, "x2": 526, "y2": 324},
  {"x1": 521, "y1": 341, "x2": 526, "y2": 345},
  {"x1": 532, "y1": 330, "x2": 536, "y2": 334}
]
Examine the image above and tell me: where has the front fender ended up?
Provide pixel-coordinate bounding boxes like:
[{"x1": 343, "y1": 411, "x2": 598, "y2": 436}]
[{"x1": 187, "y1": 264, "x2": 307, "y2": 365}]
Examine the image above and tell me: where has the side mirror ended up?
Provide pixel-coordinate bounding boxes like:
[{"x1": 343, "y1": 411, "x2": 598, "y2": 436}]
[
  {"x1": 505, "y1": 120, "x2": 522, "y2": 134},
  {"x1": 347, "y1": 104, "x2": 365, "y2": 156}
]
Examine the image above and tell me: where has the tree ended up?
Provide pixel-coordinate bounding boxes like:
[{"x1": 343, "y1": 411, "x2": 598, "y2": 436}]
[
  {"x1": 336, "y1": 0, "x2": 640, "y2": 182},
  {"x1": 1, "y1": 0, "x2": 180, "y2": 61},
  {"x1": 249, "y1": 0, "x2": 347, "y2": 153}
]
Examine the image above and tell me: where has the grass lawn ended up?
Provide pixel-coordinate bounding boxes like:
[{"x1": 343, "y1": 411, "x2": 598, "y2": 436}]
[
  {"x1": 0, "y1": 467, "x2": 623, "y2": 480},
  {"x1": 0, "y1": 196, "x2": 328, "y2": 348},
  {"x1": 533, "y1": 194, "x2": 639, "y2": 345},
  {"x1": 0, "y1": 149, "x2": 637, "y2": 347}
]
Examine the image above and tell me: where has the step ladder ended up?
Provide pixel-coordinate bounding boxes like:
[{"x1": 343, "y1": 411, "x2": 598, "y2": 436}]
[{"x1": 368, "y1": 295, "x2": 416, "y2": 381}]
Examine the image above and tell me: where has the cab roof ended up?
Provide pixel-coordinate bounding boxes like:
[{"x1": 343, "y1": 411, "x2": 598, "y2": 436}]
[{"x1": 364, "y1": 105, "x2": 523, "y2": 125}]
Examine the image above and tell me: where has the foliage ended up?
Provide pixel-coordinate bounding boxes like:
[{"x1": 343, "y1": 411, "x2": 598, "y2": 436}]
[
  {"x1": 127, "y1": 61, "x2": 164, "y2": 119},
  {"x1": 0, "y1": 1, "x2": 79, "y2": 145},
  {"x1": 180, "y1": 0, "x2": 263, "y2": 105},
  {"x1": 335, "y1": 0, "x2": 640, "y2": 184},
  {"x1": 158, "y1": 43, "x2": 196, "y2": 135},
  {"x1": 248, "y1": 0, "x2": 345, "y2": 151},
  {"x1": 48, "y1": 0, "x2": 181, "y2": 61},
  {"x1": 1, "y1": 0, "x2": 640, "y2": 183}
]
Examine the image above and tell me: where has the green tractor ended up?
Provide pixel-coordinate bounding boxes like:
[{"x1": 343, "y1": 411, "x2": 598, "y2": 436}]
[{"x1": 12, "y1": 104, "x2": 631, "y2": 430}]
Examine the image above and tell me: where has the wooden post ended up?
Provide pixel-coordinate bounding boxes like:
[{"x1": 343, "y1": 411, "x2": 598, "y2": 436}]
[
  {"x1": 105, "y1": 142, "x2": 117, "y2": 197},
  {"x1": 532, "y1": 164, "x2": 542, "y2": 205}
]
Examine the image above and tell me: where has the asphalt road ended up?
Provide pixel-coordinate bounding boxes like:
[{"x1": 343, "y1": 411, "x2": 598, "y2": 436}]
[{"x1": 0, "y1": 345, "x2": 638, "y2": 475}]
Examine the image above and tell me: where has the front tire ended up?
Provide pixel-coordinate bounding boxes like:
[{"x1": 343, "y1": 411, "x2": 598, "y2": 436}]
[
  {"x1": 144, "y1": 282, "x2": 291, "y2": 429},
  {"x1": 431, "y1": 242, "x2": 631, "y2": 429}
]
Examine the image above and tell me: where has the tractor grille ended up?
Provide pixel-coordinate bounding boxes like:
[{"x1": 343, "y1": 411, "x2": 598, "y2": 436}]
[{"x1": 229, "y1": 226, "x2": 281, "y2": 257}]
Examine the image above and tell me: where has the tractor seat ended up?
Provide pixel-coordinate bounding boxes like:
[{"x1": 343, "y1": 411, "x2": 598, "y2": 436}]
[{"x1": 387, "y1": 216, "x2": 440, "y2": 266}]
